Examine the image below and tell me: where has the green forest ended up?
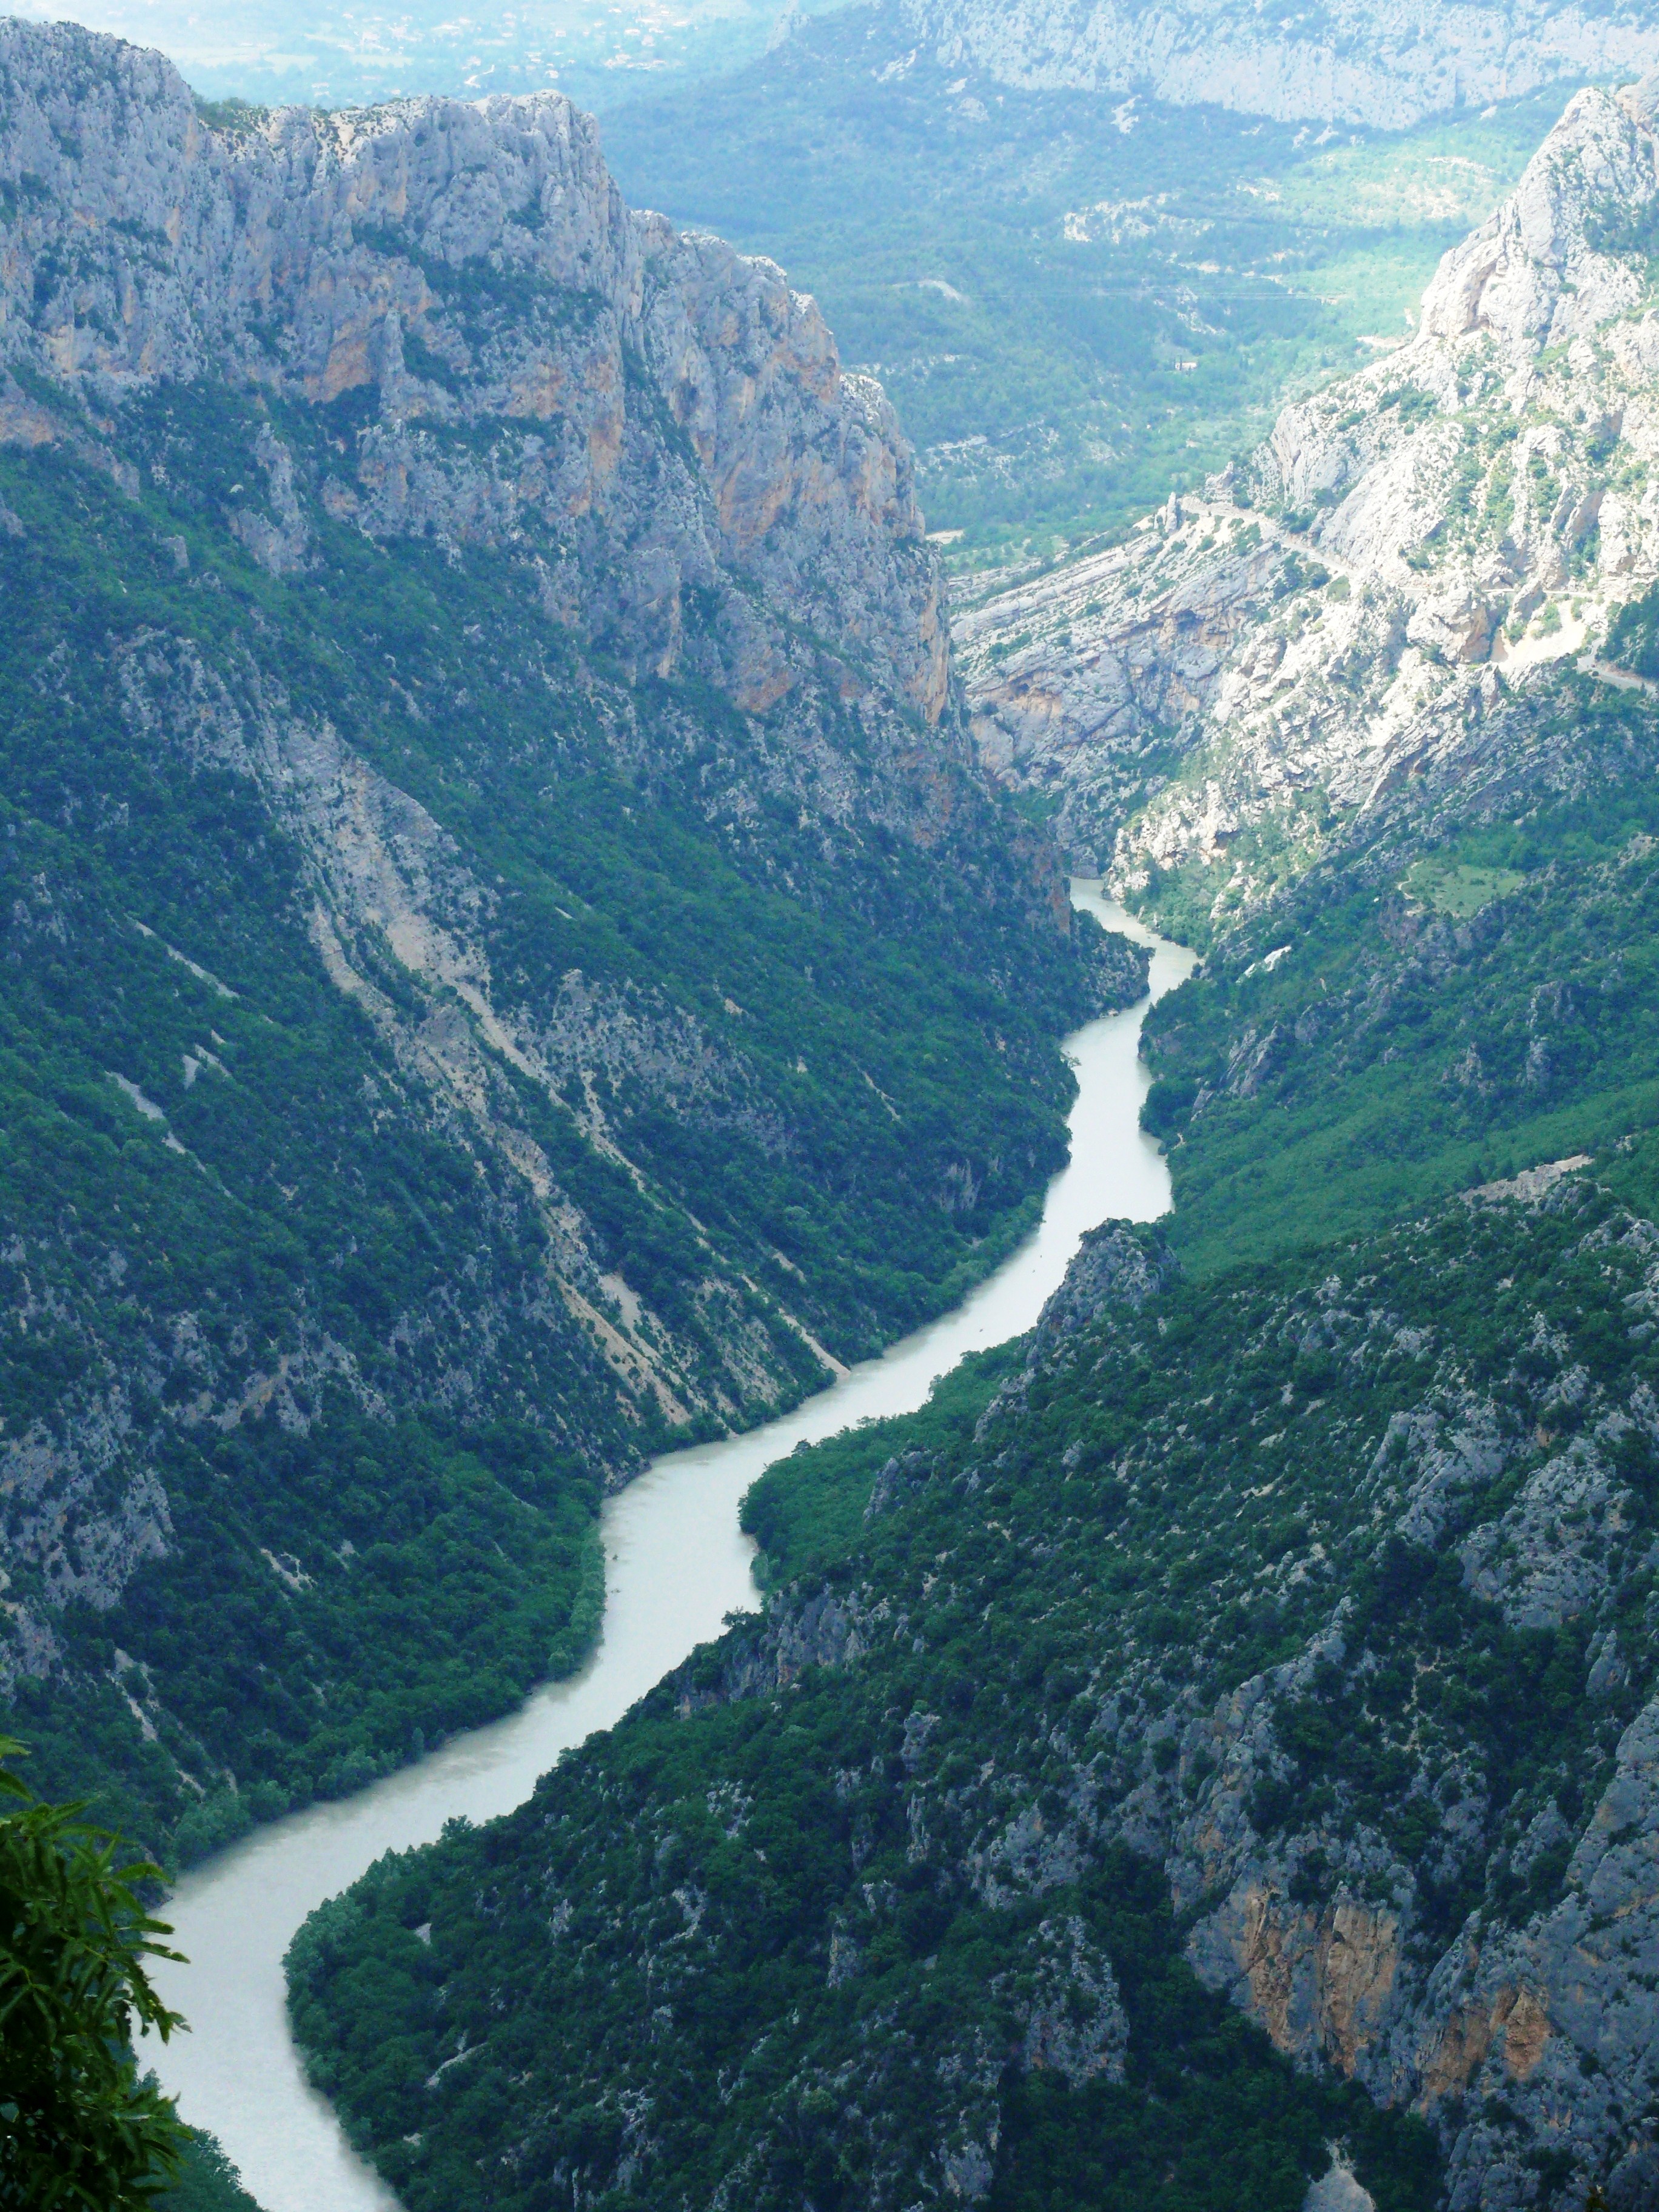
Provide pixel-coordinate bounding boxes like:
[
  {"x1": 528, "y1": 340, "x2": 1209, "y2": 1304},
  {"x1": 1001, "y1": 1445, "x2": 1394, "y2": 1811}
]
[
  {"x1": 292, "y1": 1161, "x2": 1659, "y2": 2207},
  {"x1": 1134, "y1": 671, "x2": 1659, "y2": 1273}
]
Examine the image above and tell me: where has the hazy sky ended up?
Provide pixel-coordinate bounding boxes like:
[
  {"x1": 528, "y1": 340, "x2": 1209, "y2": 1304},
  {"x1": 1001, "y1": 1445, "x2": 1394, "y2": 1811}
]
[{"x1": 10, "y1": 0, "x2": 833, "y2": 106}]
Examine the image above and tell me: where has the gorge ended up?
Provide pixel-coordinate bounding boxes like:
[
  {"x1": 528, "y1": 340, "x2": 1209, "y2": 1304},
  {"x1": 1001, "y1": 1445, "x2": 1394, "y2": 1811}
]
[
  {"x1": 7, "y1": 11, "x2": 1659, "y2": 2212},
  {"x1": 280, "y1": 55, "x2": 1659, "y2": 2212},
  {"x1": 150, "y1": 887, "x2": 1190, "y2": 2212},
  {"x1": 0, "y1": 15, "x2": 1133, "y2": 1877}
]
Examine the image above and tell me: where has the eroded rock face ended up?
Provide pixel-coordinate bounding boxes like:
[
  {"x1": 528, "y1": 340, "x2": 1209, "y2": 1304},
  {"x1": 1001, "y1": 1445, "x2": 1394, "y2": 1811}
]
[
  {"x1": 956, "y1": 78, "x2": 1659, "y2": 913},
  {"x1": 830, "y1": 1180, "x2": 1659, "y2": 2203},
  {"x1": 1101, "y1": 1186, "x2": 1659, "y2": 2206},
  {"x1": 0, "y1": 19, "x2": 945, "y2": 723},
  {"x1": 897, "y1": 0, "x2": 1659, "y2": 130}
]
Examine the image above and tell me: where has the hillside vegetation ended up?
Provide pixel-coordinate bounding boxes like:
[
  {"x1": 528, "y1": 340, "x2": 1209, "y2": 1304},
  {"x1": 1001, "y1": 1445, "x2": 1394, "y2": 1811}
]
[
  {"x1": 287, "y1": 75, "x2": 1659, "y2": 2210},
  {"x1": 0, "y1": 26, "x2": 1132, "y2": 1870},
  {"x1": 603, "y1": 22, "x2": 1561, "y2": 562},
  {"x1": 293, "y1": 1151, "x2": 1659, "y2": 2208}
]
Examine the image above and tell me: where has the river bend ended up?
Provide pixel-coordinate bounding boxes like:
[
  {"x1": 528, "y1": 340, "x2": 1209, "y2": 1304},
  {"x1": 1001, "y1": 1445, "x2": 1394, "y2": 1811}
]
[{"x1": 148, "y1": 885, "x2": 1193, "y2": 2211}]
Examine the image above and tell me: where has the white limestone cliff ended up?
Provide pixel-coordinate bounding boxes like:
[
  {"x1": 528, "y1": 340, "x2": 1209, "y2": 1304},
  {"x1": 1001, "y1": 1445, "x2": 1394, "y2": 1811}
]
[
  {"x1": 0, "y1": 20, "x2": 947, "y2": 724},
  {"x1": 958, "y1": 76, "x2": 1659, "y2": 915}
]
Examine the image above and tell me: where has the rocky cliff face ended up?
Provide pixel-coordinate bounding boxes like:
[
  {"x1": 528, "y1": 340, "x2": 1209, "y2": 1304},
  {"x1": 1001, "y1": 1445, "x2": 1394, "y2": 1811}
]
[
  {"x1": 0, "y1": 19, "x2": 945, "y2": 723},
  {"x1": 897, "y1": 0, "x2": 1659, "y2": 130},
  {"x1": 959, "y1": 74, "x2": 1659, "y2": 922}
]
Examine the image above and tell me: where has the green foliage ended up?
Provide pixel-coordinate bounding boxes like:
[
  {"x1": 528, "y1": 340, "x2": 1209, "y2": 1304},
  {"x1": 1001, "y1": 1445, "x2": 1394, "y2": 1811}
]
[
  {"x1": 1136, "y1": 692, "x2": 1659, "y2": 1272},
  {"x1": 154, "y1": 2131, "x2": 260, "y2": 2212},
  {"x1": 189, "y1": 98, "x2": 269, "y2": 138},
  {"x1": 1604, "y1": 577, "x2": 1659, "y2": 678},
  {"x1": 740, "y1": 1341, "x2": 1023, "y2": 1586},
  {"x1": 0, "y1": 369, "x2": 1103, "y2": 1866},
  {"x1": 0, "y1": 1737, "x2": 187, "y2": 2210},
  {"x1": 1400, "y1": 857, "x2": 1527, "y2": 918},
  {"x1": 287, "y1": 1173, "x2": 1659, "y2": 2208},
  {"x1": 603, "y1": 36, "x2": 1562, "y2": 557}
]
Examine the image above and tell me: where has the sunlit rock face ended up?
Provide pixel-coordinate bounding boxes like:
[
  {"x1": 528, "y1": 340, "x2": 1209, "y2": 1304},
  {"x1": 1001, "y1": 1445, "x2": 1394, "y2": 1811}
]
[
  {"x1": 0, "y1": 19, "x2": 947, "y2": 723},
  {"x1": 956, "y1": 77, "x2": 1659, "y2": 916}
]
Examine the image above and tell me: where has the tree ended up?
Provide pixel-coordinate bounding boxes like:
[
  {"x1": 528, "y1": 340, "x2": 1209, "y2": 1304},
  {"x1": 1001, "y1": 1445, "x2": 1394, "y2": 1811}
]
[{"x1": 0, "y1": 1737, "x2": 189, "y2": 2210}]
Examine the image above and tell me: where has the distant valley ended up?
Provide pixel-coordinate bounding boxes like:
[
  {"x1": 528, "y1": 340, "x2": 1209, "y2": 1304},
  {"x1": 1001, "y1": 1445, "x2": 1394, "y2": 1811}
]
[{"x1": 600, "y1": 12, "x2": 1566, "y2": 565}]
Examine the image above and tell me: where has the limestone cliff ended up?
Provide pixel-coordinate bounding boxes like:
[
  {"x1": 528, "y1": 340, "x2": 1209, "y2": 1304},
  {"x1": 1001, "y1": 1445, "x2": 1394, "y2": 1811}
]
[
  {"x1": 0, "y1": 19, "x2": 945, "y2": 723},
  {"x1": 958, "y1": 74, "x2": 1659, "y2": 920}
]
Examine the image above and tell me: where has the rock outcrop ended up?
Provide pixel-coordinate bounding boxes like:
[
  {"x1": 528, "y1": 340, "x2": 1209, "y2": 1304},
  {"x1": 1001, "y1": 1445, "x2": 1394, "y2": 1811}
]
[
  {"x1": 958, "y1": 75, "x2": 1659, "y2": 920},
  {"x1": 897, "y1": 0, "x2": 1659, "y2": 130},
  {"x1": 0, "y1": 19, "x2": 945, "y2": 723}
]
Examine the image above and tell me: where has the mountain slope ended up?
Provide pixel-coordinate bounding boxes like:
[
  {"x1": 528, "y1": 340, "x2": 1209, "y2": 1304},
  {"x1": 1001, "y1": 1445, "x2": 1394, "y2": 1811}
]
[
  {"x1": 0, "y1": 22, "x2": 1134, "y2": 1863},
  {"x1": 896, "y1": 0, "x2": 1659, "y2": 130},
  {"x1": 948, "y1": 72, "x2": 1659, "y2": 1290},
  {"x1": 959, "y1": 75, "x2": 1659, "y2": 899},
  {"x1": 292, "y1": 1171, "x2": 1659, "y2": 2211},
  {"x1": 602, "y1": 12, "x2": 1564, "y2": 558}
]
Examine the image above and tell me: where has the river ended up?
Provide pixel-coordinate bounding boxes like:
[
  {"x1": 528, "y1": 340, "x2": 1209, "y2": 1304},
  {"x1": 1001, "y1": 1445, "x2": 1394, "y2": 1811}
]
[{"x1": 147, "y1": 885, "x2": 1194, "y2": 2212}]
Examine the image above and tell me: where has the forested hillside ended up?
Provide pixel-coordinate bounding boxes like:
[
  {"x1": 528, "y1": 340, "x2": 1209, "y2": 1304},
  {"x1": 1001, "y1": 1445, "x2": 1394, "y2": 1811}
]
[
  {"x1": 1139, "y1": 668, "x2": 1659, "y2": 1273},
  {"x1": 292, "y1": 1152, "x2": 1659, "y2": 2209},
  {"x1": 0, "y1": 23, "x2": 1134, "y2": 1869}
]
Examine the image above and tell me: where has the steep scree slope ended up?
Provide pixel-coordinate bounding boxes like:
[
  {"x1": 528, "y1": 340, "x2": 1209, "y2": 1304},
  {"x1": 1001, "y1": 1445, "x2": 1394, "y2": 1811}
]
[{"x1": 0, "y1": 22, "x2": 1136, "y2": 1863}]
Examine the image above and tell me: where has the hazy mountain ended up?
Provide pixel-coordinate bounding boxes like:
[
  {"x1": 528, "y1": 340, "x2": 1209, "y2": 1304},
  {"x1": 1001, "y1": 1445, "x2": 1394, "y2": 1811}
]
[{"x1": 896, "y1": 0, "x2": 1659, "y2": 130}]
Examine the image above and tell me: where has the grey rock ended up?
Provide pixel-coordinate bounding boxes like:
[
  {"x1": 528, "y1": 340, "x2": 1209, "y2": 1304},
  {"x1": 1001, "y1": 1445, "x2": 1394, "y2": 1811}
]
[
  {"x1": 1304, "y1": 2155, "x2": 1376, "y2": 2212},
  {"x1": 1011, "y1": 1914, "x2": 1128, "y2": 2088},
  {"x1": 955, "y1": 81, "x2": 1659, "y2": 923},
  {"x1": 977, "y1": 1220, "x2": 1175, "y2": 1430},
  {"x1": 0, "y1": 21, "x2": 945, "y2": 724}
]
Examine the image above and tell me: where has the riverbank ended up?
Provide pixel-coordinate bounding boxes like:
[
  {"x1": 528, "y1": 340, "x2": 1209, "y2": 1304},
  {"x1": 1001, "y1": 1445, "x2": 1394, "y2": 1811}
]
[{"x1": 147, "y1": 887, "x2": 1194, "y2": 2212}]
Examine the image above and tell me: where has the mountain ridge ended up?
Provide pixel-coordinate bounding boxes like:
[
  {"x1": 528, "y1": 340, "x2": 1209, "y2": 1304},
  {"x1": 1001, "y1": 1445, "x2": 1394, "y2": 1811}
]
[{"x1": 895, "y1": 0, "x2": 1659, "y2": 130}]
